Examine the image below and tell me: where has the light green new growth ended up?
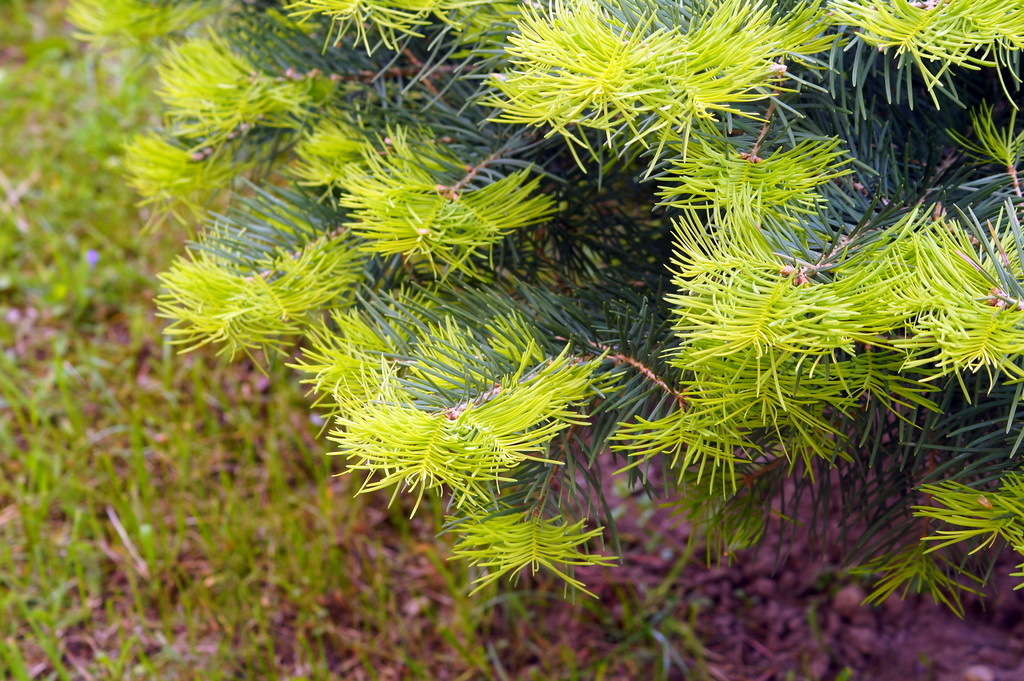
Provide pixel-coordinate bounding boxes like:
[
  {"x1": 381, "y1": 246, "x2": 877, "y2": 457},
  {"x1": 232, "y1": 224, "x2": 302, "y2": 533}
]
[
  {"x1": 330, "y1": 343, "x2": 601, "y2": 511},
  {"x1": 853, "y1": 542, "x2": 984, "y2": 617},
  {"x1": 287, "y1": 0, "x2": 488, "y2": 51},
  {"x1": 450, "y1": 513, "x2": 616, "y2": 596},
  {"x1": 917, "y1": 475, "x2": 1024, "y2": 554},
  {"x1": 291, "y1": 117, "x2": 369, "y2": 195},
  {"x1": 291, "y1": 309, "x2": 403, "y2": 416},
  {"x1": 68, "y1": 0, "x2": 216, "y2": 44},
  {"x1": 489, "y1": 0, "x2": 832, "y2": 165},
  {"x1": 831, "y1": 0, "x2": 1024, "y2": 101},
  {"x1": 658, "y1": 138, "x2": 851, "y2": 223},
  {"x1": 339, "y1": 128, "x2": 556, "y2": 275},
  {"x1": 669, "y1": 231, "x2": 878, "y2": 358},
  {"x1": 952, "y1": 103, "x2": 1024, "y2": 169},
  {"x1": 158, "y1": 233, "x2": 363, "y2": 357},
  {"x1": 123, "y1": 132, "x2": 245, "y2": 221},
  {"x1": 919, "y1": 475, "x2": 1024, "y2": 587},
  {"x1": 887, "y1": 215, "x2": 1024, "y2": 381},
  {"x1": 158, "y1": 33, "x2": 330, "y2": 145}
]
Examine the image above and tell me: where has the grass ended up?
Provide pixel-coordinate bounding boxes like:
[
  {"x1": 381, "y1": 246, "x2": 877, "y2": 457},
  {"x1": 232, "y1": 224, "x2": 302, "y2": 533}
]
[{"x1": 0, "y1": 2, "x2": 712, "y2": 679}]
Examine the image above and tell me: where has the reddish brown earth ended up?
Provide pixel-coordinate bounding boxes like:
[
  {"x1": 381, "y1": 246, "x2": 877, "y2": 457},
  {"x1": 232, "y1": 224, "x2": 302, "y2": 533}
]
[{"x1": 565, "y1": 493, "x2": 1024, "y2": 681}]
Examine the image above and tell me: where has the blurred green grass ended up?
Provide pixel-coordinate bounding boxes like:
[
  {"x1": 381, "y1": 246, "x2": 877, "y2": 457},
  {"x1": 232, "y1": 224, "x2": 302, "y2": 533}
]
[{"x1": 0, "y1": 2, "x2": 710, "y2": 679}]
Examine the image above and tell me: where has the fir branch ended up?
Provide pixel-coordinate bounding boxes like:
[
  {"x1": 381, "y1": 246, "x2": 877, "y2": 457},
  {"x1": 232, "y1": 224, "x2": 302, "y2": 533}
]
[{"x1": 110, "y1": 0, "x2": 1024, "y2": 604}]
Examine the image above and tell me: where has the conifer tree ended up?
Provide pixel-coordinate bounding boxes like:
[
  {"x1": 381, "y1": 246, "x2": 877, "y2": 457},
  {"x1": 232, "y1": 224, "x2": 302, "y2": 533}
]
[{"x1": 71, "y1": 0, "x2": 1024, "y2": 610}]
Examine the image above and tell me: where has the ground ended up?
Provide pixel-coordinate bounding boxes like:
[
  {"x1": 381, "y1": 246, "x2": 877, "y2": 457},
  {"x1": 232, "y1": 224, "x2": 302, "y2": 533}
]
[{"x1": 574, "y1": 489, "x2": 1024, "y2": 680}]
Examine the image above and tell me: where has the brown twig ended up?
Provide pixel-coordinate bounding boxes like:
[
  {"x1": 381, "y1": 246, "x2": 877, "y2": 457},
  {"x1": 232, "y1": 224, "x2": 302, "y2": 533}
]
[
  {"x1": 747, "y1": 101, "x2": 775, "y2": 164},
  {"x1": 1008, "y1": 164, "x2": 1022, "y2": 198},
  {"x1": 738, "y1": 455, "x2": 787, "y2": 489},
  {"x1": 598, "y1": 346, "x2": 687, "y2": 407},
  {"x1": 443, "y1": 383, "x2": 502, "y2": 420},
  {"x1": 273, "y1": 63, "x2": 457, "y2": 87},
  {"x1": 436, "y1": 149, "x2": 505, "y2": 202},
  {"x1": 748, "y1": 61, "x2": 787, "y2": 161},
  {"x1": 401, "y1": 48, "x2": 441, "y2": 96},
  {"x1": 529, "y1": 457, "x2": 562, "y2": 519},
  {"x1": 935, "y1": 148, "x2": 961, "y2": 178}
]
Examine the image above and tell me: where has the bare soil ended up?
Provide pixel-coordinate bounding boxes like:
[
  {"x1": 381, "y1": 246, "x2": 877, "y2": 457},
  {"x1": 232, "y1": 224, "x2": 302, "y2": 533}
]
[{"x1": 569, "y1": 491, "x2": 1024, "y2": 681}]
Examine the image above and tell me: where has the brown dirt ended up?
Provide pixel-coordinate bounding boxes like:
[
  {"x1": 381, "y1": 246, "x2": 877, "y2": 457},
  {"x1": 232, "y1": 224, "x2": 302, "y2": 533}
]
[{"x1": 568, "y1": 488, "x2": 1024, "y2": 681}]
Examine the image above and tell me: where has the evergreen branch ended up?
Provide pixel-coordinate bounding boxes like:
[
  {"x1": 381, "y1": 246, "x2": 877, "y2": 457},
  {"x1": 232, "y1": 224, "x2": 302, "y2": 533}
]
[{"x1": 111, "y1": 0, "x2": 1024, "y2": 604}]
